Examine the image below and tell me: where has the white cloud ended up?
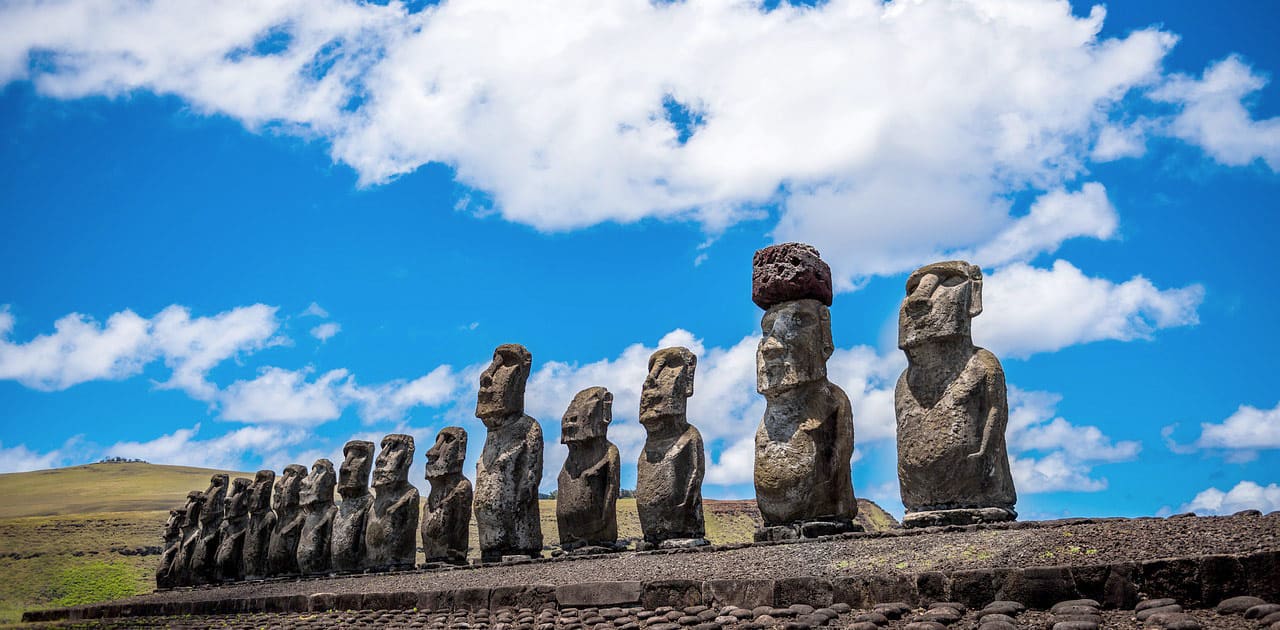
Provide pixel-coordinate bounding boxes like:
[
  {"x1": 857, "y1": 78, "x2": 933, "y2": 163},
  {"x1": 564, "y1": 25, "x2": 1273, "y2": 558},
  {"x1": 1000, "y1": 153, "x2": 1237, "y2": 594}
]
[
  {"x1": 1180, "y1": 480, "x2": 1280, "y2": 515},
  {"x1": 966, "y1": 183, "x2": 1118, "y2": 268},
  {"x1": 0, "y1": 436, "x2": 86, "y2": 473},
  {"x1": 974, "y1": 260, "x2": 1203, "y2": 358},
  {"x1": 300, "y1": 302, "x2": 330, "y2": 318},
  {"x1": 309, "y1": 322, "x2": 341, "y2": 342},
  {"x1": 1010, "y1": 452, "x2": 1108, "y2": 494},
  {"x1": 342, "y1": 365, "x2": 463, "y2": 423},
  {"x1": 1092, "y1": 121, "x2": 1149, "y2": 161},
  {"x1": 1151, "y1": 56, "x2": 1280, "y2": 171},
  {"x1": 1004, "y1": 387, "x2": 1140, "y2": 494},
  {"x1": 218, "y1": 367, "x2": 350, "y2": 425},
  {"x1": 1163, "y1": 401, "x2": 1280, "y2": 462},
  {"x1": 150, "y1": 304, "x2": 284, "y2": 400},
  {"x1": 104, "y1": 423, "x2": 310, "y2": 472}
]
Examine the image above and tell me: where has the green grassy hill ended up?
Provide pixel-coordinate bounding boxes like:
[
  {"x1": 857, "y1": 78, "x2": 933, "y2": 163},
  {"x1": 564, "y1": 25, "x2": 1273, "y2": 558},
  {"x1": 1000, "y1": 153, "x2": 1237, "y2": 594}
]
[{"x1": 0, "y1": 462, "x2": 897, "y2": 624}]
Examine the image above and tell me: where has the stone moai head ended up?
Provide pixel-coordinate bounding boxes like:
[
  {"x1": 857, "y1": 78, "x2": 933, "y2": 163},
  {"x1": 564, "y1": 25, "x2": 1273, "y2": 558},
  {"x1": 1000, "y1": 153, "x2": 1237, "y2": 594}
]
[
  {"x1": 201, "y1": 474, "x2": 229, "y2": 526},
  {"x1": 225, "y1": 478, "x2": 252, "y2": 519},
  {"x1": 338, "y1": 440, "x2": 375, "y2": 498},
  {"x1": 476, "y1": 343, "x2": 533, "y2": 427},
  {"x1": 640, "y1": 347, "x2": 696, "y2": 428},
  {"x1": 561, "y1": 387, "x2": 613, "y2": 445},
  {"x1": 898, "y1": 260, "x2": 983, "y2": 350},
  {"x1": 164, "y1": 509, "x2": 183, "y2": 539},
  {"x1": 181, "y1": 491, "x2": 205, "y2": 528},
  {"x1": 757, "y1": 300, "x2": 834, "y2": 395},
  {"x1": 373, "y1": 434, "x2": 415, "y2": 490},
  {"x1": 300, "y1": 459, "x2": 336, "y2": 507},
  {"x1": 426, "y1": 427, "x2": 467, "y2": 479},
  {"x1": 248, "y1": 470, "x2": 275, "y2": 514},
  {"x1": 273, "y1": 464, "x2": 307, "y2": 512}
]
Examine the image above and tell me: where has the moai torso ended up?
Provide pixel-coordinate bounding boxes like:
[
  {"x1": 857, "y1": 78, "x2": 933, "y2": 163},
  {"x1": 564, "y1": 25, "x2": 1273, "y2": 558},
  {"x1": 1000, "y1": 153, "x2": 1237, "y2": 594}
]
[
  {"x1": 297, "y1": 459, "x2": 337, "y2": 575},
  {"x1": 173, "y1": 492, "x2": 204, "y2": 586},
  {"x1": 364, "y1": 434, "x2": 420, "y2": 569},
  {"x1": 896, "y1": 261, "x2": 1016, "y2": 518},
  {"x1": 190, "y1": 474, "x2": 228, "y2": 584},
  {"x1": 636, "y1": 347, "x2": 706, "y2": 544},
  {"x1": 557, "y1": 387, "x2": 620, "y2": 547},
  {"x1": 331, "y1": 440, "x2": 374, "y2": 572},
  {"x1": 155, "y1": 509, "x2": 183, "y2": 588},
  {"x1": 214, "y1": 477, "x2": 251, "y2": 582},
  {"x1": 474, "y1": 344, "x2": 543, "y2": 561},
  {"x1": 266, "y1": 464, "x2": 306, "y2": 576},
  {"x1": 241, "y1": 470, "x2": 275, "y2": 580},
  {"x1": 421, "y1": 427, "x2": 473, "y2": 564}
]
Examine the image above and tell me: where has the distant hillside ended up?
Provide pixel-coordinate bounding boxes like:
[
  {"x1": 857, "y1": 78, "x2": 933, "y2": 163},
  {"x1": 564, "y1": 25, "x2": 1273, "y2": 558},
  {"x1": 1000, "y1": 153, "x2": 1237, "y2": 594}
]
[{"x1": 0, "y1": 462, "x2": 251, "y2": 519}]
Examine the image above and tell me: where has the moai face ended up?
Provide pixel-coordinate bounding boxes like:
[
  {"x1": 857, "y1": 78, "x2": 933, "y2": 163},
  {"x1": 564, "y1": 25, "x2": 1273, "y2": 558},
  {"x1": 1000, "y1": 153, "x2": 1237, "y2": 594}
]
[
  {"x1": 182, "y1": 491, "x2": 204, "y2": 528},
  {"x1": 476, "y1": 344, "x2": 532, "y2": 426},
  {"x1": 561, "y1": 387, "x2": 612, "y2": 444},
  {"x1": 898, "y1": 261, "x2": 983, "y2": 350},
  {"x1": 426, "y1": 427, "x2": 467, "y2": 479},
  {"x1": 640, "y1": 347, "x2": 696, "y2": 428},
  {"x1": 248, "y1": 470, "x2": 275, "y2": 514},
  {"x1": 300, "y1": 460, "x2": 336, "y2": 506},
  {"x1": 338, "y1": 440, "x2": 374, "y2": 497},
  {"x1": 757, "y1": 299, "x2": 833, "y2": 395},
  {"x1": 274, "y1": 465, "x2": 306, "y2": 511},
  {"x1": 224, "y1": 478, "x2": 252, "y2": 518},
  {"x1": 200, "y1": 474, "x2": 229, "y2": 526},
  {"x1": 373, "y1": 434, "x2": 414, "y2": 490},
  {"x1": 164, "y1": 509, "x2": 183, "y2": 539}
]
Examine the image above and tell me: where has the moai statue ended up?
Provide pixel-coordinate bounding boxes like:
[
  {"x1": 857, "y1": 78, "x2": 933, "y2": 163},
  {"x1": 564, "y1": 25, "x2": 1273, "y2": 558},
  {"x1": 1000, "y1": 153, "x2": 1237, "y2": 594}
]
[
  {"x1": 189, "y1": 474, "x2": 229, "y2": 584},
  {"x1": 297, "y1": 459, "x2": 337, "y2": 574},
  {"x1": 172, "y1": 491, "x2": 204, "y2": 586},
  {"x1": 636, "y1": 347, "x2": 707, "y2": 549},
  {"x1": 475, "y1": 344, "x2": 544, "y2": 562},
  {"x1": 214, "y1": 477, "x2": 252, "y2": 582},
  {"x1": 266, "y1": 464, "x2": 307, "y2": 576},
  {"x1": 364, "y1": 434, "x2": 420, "y2": 570},
  {"x1": 155, "y1": 508, "x2": 184, "y2": 588},
  {"x1": 331, "y1": 440, "x2": 374, "y2": 573},
  {"x1": 751, "y1": 243, "x2": 859, "y2": 540},
  {"x1": 421, "y1": 427, "x2": 473, "y2": 565},
  {"x1": 557, "y1": 387, "x2": 621, "y2": 551},
  {"x1": 241, "y1": 469, "x2": 275, "y2": 580},
  {"x1": 896, "y1": 261, "x2": 1017, "y2": 527}
]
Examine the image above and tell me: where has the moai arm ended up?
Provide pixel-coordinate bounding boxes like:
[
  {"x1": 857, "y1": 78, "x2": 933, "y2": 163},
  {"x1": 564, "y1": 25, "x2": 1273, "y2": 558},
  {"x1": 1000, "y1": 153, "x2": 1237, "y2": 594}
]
[
  {"x1": 604, "y1": 444, "x2": 620, "y2": 521},
  {"x1": 970, "y1": 350, "x2": 1008, "y2": 461},
  {"x1": 280, "y1": 511, "x2": 306, "y2": 537},
  {"x1": 522, "y1": 420, "x2": 544, "y2": 505}
]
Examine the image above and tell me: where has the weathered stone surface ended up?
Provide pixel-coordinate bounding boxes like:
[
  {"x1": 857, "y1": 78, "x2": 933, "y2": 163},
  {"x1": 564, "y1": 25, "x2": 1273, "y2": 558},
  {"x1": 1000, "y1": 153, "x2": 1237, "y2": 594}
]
[
  {"x1": 1141, "y1": 557, "x2": 1201, "y2": 605},
  {"x1": 266, "y1": 464, "x2": 306, "y2": 576},
  {"x1": 555, "y1": 582, "x2": 643, "y2": 607},
  {"x1": 643, "y1": 580, "x2": 704, "y2": 609},
  {"x1": 189, "y1": 474, "x2": 228, "y2": 584},
  {"x1": 1137, "y1": 604, "x2": 1183, "y2": 621},
  {"x1": 1003, "y1": 566, "x2": 1079, "y2": 610},
  {"x1": 774, "y1": 577, "x2": 832, "y2": 607},
  {"x1": 297, "y1": 459, "x2": 337, "y2": 575},
  {"x1": 754, "y1": 294, "x2": 857, "y2": 527},
  {"x1": 1248, "y1": 604, "x2": 1280, "y2": 619},
  {"x1": 637, "y1": 347, "x2": 706, "y2": 546},
  {"x1": 915, "y1": 571, "x2": 948, "y2": 605},
  {"x1": 491, "y1": 584, "x2": 555, "y2": 609},
  {"x1": 241, "y1": 470, "x2": 275, "y2": 579},
  {"x1": 155, "y1": 508, "x2": 183, "y2": 588},
  {"x1": 1137, "y1": 598, "x2": 1178, "y2": 612},
  {"x1": 896, "y1": 261, "x2": 1016, "y2": 526},
  {"x1": 475, "y1": 344, "x2": 544, "y2": 562},
  {"x1": 422, "y1": 427, "x2": 473, "y2": 564},
  {"x1": 751, "y1": 242, "x2": 833, "y2": 309},
  {"x1": 558, "y1": 387, "x2": 620, "y2": 549},
  {"x1": 1216, "y1": 595, "x2": 1264, "y2": 615},
  {"x1": 331, "y1": 440, "x2": 373, "y2": 572},
  {"x1": 705, "y1": 580, "x2": 775, "y2": 610},
  {"x1": 214, "y1": 477, "x2": 251, "y2": 582},
  {"x1": 365, "y1": 434, "x2": 420, "y2": 570}
]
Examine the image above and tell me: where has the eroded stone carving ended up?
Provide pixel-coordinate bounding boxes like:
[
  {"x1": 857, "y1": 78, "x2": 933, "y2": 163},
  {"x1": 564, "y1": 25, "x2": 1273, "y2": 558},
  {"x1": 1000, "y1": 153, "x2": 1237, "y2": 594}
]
[
  {"x1": 752, "y1": 243, "x2": 858, "y2": 540},
  {"x1": 173, "y1": 490, "x2": 204, "y2": 586},
  {"x1": 214, "y1": 477, "x2": 251, "y2": 582},
  {"x1": 475, "y1": 344, "x2": 544, "y2": 562},
  {"x1": 297, "y1": 459, "x2": 337, "y2": 574},
  {"x1": 364, "y1": 434, "x2": 419, "y2": 570},
  {"x1": 896, "y1": 261, "x2": 1016, "y2": 527},
  {"x1": 266, "y1": 464, "x2": 307, "y2": 576},
  {"x1": 242, "y1": 469, "x2": 275, "y2": 580},
  {"x1": 637, "y1": 347, "x2": 706, "y2": 548},
  {"x1": 155, "y1": 508, "x2": 184, "y2": 588},
  {"x1": 421, "y1": 427, "x2": 473, "y2": 564},
  {"x1": 557, "y1": 387, "x2": 620, "y2": 551},
  {"x1": 331, "y1": 440, "x2": 374, "y2": 572},
  {"x1": 189, "y1": 474, "x2": 228, "y2": 584}
]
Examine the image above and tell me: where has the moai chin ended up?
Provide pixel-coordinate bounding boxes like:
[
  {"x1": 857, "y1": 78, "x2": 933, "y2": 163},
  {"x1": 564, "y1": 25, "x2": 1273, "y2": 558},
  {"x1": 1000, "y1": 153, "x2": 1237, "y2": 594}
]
[
  {"x1": 155, "y1": 508, "x2": 184, "y2": 588},
  {"x1": 331, "y1": 440, "x2": 374, "y2": 573},
  {"x1": 896, "y1": 261, "x2": 1016, "y2": 527},
  {"x1": 752, "y1": 243, "x2": 859, "y2": 540},
  {"x1": 173, "y1": 491, "x2": 205, "y2": 587},
  {"x1": 557, "y1": 387, "x2": 621, "y2": 551},
  {"x1": 266, "y1": 464, "x2": 307, "y2": 576},
  {"x1": 190, "y1": 474, "x2": 229, "y2": 584},
  {"x1": 636, "y1": 346, "x2": 707, "y2": 548},
  {"x1": 214, "y1": 477, "x2": 252, "y2": 582},
  {"x1": 241, "y1": 469, "x2": 275, "y2": 580},
  {"x1": 421, "y1": 427, "x2": 473, "y2": 564},
  {"x1": 474, "y1": 343, "x2": 544, "y2": 562},
  {"x1": 297, "y1": 459, "x2": 337, "y2": 574},
  {"x1": 364, "y1": 434, "x2": 420, "y2": 570}
]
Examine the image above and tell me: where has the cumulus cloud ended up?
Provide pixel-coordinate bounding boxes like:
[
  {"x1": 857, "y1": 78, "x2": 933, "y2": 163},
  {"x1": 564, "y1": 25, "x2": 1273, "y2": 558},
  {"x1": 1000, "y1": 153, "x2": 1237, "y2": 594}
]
[
  {"x1": 103, "y1": 423, "x2": 310, "y2": 472},
  {"x1": 1163, "y1": 401, "x2": 1280, "y2": 462},
  {"x1": 342, "y1": 365, "x2": 463, "y2": 423},
  {"x1": 1180, "y1": 480, "x2": 1280, "y2": 515},
  {"x1": 965, "y1": 183, "x2": 1118, "y2": 269},
  {"x1": 973, "y1": 260, "x2": 1203, "y2": 358},
  {"x1": 309, "y1": 322, "x2": 341, "y2": 342},
  {"x1": 150, "y1": 304, "x2": 285, "y2": 400},
  {"x1": 0, "y1": 436, "x2": 87, "y2": 473},
  {"x1": 1004, "y1": 387, "x2": 1141, "y2": 493},
  {"x1": 218, "y1": 367, "x2": 350, "y2": 425},
  {"x1": 1151, "y1": 56, "x2": 1280, "y2": 171}
]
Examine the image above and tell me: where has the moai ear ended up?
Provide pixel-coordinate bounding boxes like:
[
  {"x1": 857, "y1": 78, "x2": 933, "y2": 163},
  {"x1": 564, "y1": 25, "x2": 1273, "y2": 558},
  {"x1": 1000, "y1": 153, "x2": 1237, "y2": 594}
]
[
  {"x1": 967, "y1": 264, "x2": 984, "y2": 318},
  {"x1": 602, "y1": 390, "x2": 614, "y2": 424},
  {"x1": 683, "y1": 353, "x2": 697, "y2": 398},
  {"x1": 820, "y1": 306, "x2": 834, "y2": 360}
]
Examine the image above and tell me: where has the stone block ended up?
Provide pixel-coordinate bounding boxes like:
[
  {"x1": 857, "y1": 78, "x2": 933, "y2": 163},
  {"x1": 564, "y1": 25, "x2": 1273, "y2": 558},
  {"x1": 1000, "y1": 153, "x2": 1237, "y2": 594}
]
[
  {"x1": 1000, "y1": 566, "x2": 1078, "y2": 609},
  {"x1": 705, "y1": 579, "x2": 774, "y2": 609},
  {"x1": 362, "y1": 591, "x2": 418, "y2": 610},
  {"x1": 556, "y1": 581, "x2": 643, "y2": 607},
  {"x1": 1141, "y1": 557, "x2": 1201, "y2": 605},
  {"x1": 916, "y1": 572, "x2": 948, "y2": 605},
  {"x1": 1101, "y1": 563, "x2": 1139, "y2": 610},
  {"x1": 491, "y1": 584, "x2": 556, "y2": 609},
  {"x1": 643, "y1": 580, "x2": 704, "y2": 609},
  {"x1": 1240, "y1": 550, "x2": 1280, "y2": 602},
  {"x1": 1198, "y1": 554, "x2": 1247, "y2": 605},
  {"x1": 949, "y1": 569, "x2": 997, "y2": 609},
  {"x1": 334, "y1": 592, "x2": 364, "y2": 610},
  {"x1": 308, "y1": 592, "x2": 338, "y2": 612},
  {"x1": 774, "y1": 577, "x2": 833, "y2": 607},
  {"x1": 1068, "y1": 565, "x2": 1109, "y2": 604}
]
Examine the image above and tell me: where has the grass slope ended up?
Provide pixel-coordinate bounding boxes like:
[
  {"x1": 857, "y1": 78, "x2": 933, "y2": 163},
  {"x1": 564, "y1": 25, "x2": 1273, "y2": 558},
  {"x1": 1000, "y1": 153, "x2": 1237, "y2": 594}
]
[{"x1": 0, "y1": 462, "x2": 896, "y2": 624}]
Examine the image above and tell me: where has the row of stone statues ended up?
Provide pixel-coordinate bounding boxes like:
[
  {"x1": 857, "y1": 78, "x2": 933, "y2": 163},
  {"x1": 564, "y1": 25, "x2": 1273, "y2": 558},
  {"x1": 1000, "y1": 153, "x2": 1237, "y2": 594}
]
[{"x1": 158, "y1": 242, "x2": 1018, "y2": 585}]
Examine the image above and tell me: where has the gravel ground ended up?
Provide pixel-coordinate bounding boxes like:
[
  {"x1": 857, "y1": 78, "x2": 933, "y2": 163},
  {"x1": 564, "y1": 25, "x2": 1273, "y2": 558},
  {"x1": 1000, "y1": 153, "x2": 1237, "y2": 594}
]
[{"x1": 113, "y1": 513, "x2": 1278, "y2": 606}]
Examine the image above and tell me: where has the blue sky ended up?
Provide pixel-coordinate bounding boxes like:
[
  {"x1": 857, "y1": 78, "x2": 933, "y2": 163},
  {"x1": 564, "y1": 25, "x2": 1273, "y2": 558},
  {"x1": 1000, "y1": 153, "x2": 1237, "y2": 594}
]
[{"x1": 1, "y1": 0, "x2": 1278, "y2": 520}]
